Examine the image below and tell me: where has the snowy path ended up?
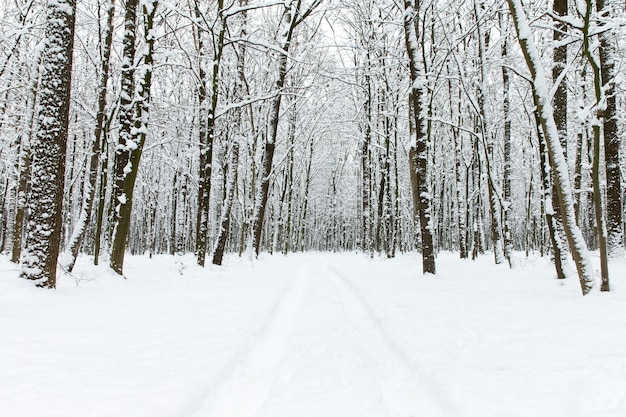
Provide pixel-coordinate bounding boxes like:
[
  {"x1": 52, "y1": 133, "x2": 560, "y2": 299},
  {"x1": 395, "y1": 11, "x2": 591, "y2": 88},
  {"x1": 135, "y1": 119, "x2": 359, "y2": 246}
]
[
  {"x1": 202, "y1": 262, "x2": 442, "y2": 417},
  {"x1": 3, "y1": 252, "x2": 626, "y2": 417}
]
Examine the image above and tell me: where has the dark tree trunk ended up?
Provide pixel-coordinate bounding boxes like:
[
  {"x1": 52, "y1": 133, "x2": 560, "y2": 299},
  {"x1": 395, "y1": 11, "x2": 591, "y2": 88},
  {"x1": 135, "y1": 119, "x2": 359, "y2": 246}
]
[
  {"x1": 597, "y1": 0, "x2": 623, "y2": 258},
  {"x1": 109, "y1": 0, "x2": 138, "y2": 274},
  {"x1": 110, "y1": 0, "x2": 157, "y2": 275},
  {"x1": 550, "y1": 0, "x2": 570, "y2": 274},
  {"x1": 196, "y1": 0, "x2": 226, "y2": 266},
  {"x1": 500, "y1": 11, "x2": 513, "y2": 265},
  {"x1": 65, "y1": 0, "x2": 116, "y2": 272},
  {"x1": 251, "y1": 0, "x2": 305, "y2": 256},
  {"x1": 404, "y1": 0, "x2": 435, "y2": 274}
]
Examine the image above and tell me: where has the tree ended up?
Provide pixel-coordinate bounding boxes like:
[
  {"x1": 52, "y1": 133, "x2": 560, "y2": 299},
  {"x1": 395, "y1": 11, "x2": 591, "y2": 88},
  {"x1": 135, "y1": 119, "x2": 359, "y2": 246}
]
[
  {"x1": 21, "y1": 0, "x2": 76, "y2": 287},
  {"x1": 597, "y1": 0, "x2": 622, "y2": 258},
  {"x1": 63, "y1": 0, "x2": 116, "y2": 272},
  {"x1": 507, "y1": 0, "x2": 595, "y2": 295},
  {"x1": 403, "y1": 0, "x2": 435, "y2": 274},
  {"x1": 581, "y1": 0, "x2": 610, "y2": 290},
  {"x1": 110, "y1": 0, "x2": 158, "y2": 275},
  {"x1": 250, "y1": 0, "x2": 322, "y2": 257},
  {"x1": 195, "y1": 0, "x2": 227, "y2": 266}
]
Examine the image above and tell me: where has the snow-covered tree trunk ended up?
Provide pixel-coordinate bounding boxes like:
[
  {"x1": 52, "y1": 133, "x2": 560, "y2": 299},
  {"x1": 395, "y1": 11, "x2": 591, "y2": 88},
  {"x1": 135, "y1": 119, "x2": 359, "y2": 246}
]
[
  {"x1": 507, "y1": 0, "x2": 595, "y2": 294},
  {"x1": 404, "y1": 0, "x2": 435, "y2": 274},
  {"x1": 251, "y1": 0, "x2": 301, "y2": 257},
  {"x1": 110, "y1": 0, "x2": 158, "y2": 275},
  {"x1": 213, "y1": 1, "x2": 247, "y2": 264},
  {"x1": 3, "y1": 163, "x2": 17, "y2": 255},
  {"x1": 110, "y1": 0, "x2": 138, "y2": 275},
  {"x1": 361, "y1": 70, "x2": 373, "y2": 256},
  {"x1": 597, "y1": 0, "x2": 623, "y2": 258},
  {"x1": 535, "y1": 107, "x2": 565, "y2": 278},
  {"x1": 196, "y1": 0, "x2": 227, "y2": 266},
  {"x1": 582, "y1": 0, "x2": 610, "y2": 290},
  {"x1": 11, "y1": 52, "x2": 40, "y2": 264},
  {"x1": 64, "y1": 0, "x2": 116, "y2": 272},
  {"x1": 550, "y1": 0, "x2": 570, "y2": 275},
  {"x1": 212, "y1": 140, "x2": 239, "y2": 265},
  {"x1": 500, "y1": 11, "x2": 513, "y2": 266},
  {"x1": 474, "y1": 0, "x2": 504, "y2": 265},
  {"x1": 21, "y1": 0, "x2": 76, "y2": 287}
]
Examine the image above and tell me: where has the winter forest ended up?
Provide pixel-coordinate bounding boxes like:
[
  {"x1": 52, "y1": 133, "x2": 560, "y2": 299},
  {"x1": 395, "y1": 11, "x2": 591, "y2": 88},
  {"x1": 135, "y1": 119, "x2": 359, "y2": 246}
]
[
  {"x1": 1, "y1": 0, "x2": 625, "y2": 290},
  {"x1": 2, "y1": 0, "x2": 626, "y2": 415}
]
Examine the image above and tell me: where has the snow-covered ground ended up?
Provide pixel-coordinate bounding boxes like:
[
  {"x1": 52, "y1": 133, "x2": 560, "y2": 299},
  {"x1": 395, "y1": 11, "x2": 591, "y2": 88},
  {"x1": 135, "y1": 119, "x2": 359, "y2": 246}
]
[{"x1": 1, "y1": 251, "x2": 626, "y2": 417}]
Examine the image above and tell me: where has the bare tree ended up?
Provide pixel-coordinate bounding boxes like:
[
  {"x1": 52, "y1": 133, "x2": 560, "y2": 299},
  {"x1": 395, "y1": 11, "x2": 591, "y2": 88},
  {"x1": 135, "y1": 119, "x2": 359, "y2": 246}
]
[
  {"x1": 21, "y1": 0, "x2": 76, "y2": 287},
  {"x1": 507, "y1": 0, "x2": 595, "y2": 294},
  {"x1": 404, "y1": 0, "x2": 435, "y2": 274}
]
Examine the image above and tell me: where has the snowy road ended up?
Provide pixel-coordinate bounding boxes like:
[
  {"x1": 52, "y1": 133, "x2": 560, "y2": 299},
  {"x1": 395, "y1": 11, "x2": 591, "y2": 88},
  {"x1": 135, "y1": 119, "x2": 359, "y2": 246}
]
[
  {"x1": 200, "y1": 263, "x2": 435, "y2": 417},
  {"x1": 2, "y1": 252, "x2": 626, "y2": 417}
]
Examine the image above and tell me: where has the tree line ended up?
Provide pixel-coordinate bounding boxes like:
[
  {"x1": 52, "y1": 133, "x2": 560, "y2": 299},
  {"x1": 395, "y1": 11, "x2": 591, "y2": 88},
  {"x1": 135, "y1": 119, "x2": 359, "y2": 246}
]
[{"x1": 0, "y1": 0, "x2": 623, "y2": 294}]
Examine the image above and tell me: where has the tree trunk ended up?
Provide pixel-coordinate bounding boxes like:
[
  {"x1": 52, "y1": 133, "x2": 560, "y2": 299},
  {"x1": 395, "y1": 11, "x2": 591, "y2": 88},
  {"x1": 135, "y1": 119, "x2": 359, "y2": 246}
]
[
  {"x1": 500, "y1": 11, "x2": 513, "y2": 265},
  {"x1": 11, "y1": 53, "x2": 40, "y2": 263},
  {"x1": 64, "y1": 0, "x2": 116, "y2": 272},
  {"x1": 196, "y1": 0, "x2": 227, "y2": 266},
  {"x1": 251, "y1": 0, "x2": 303, "y2": 256},
  {"x1": 597, "y1": 0, "x2": 623, "y2": 258},
  {"x1": 550, "y1": 0, "x2": 570, "y2": 274},
  {"x1": 508, "y1": 0, "x2": 595, "y2": 294},
  {"x1": 475, "y1": 0, "x2": 504, "y2": 265},
  {"x1": 582, "y1": 0, "x2": 610, "y2": 290},
  {"x1": 110, "y1": 0, "x2": 158, "y2": 275},
  {"x1": 404, "y1": 0, "x2": 435, "y2": 274},
  {"x1": 21, "y1": 0, "x2": 76, "y2": 288}
]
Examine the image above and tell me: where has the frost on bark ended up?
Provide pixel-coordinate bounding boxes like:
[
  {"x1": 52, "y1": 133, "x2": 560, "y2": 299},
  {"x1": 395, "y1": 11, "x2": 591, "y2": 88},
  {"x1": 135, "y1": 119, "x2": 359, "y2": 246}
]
[
  {"x1": 110, "y1": 0, "x2": 139, "y2": 275},
  {"x1": 12, "y1": 54, "x2": 41, "y2": 264},
  {"x1": 549, "y1": 0, "x2": 570, "y2": 275},
  {"x1": 196, "y1": 0, "x2": 227, "y2": 266},
  {"x1": 361, "y1": 68, "x2": 373, "y2": 257},
  {"x1": 404, "y1": 0, "x2": 435, "y2": 274},
  {"x1": 582, "y1": 0, "x2": 610, "y2": 290},
  {"x1": 110, "y1": 0, "x2": 158, "y2": 275},
  {"x1": 213, "y1": 3, "x2": 246, "y2": 264},
  {"x1": 500, "y1": 11, "x2": 513, "y2": 265},
  {"x1": 507, "y1": 0, "x2": 595, "y2": 294},
  {"x1": 597, "y1": 0, "x2": 623, "y2": 258},
  {"x1": 21, "y1": 0, "x2": 76, "y2": 288},
  {"x1": 64, "y1": 0, "x2": 116, "y2": 272},
  {"x1": 535, "y1": 107, "x2": 565, "y2": 279},
  {"x1": 474, "y1": 0, "x2": 504, "y2": 265}
]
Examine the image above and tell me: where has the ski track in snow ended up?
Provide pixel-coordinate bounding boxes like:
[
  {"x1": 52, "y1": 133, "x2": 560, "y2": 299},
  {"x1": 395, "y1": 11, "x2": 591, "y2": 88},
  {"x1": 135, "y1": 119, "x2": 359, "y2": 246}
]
[
  {"x1": 4, "y1": 252, "x2": 626, "y2": 417},
  {"x1": 328, "y1": 265, "x2": 454, "y2": 417},
  {"x1": 198, "y1": 261, "x2": 454, "y2": 417},
  {"x1": 191, "y1": 266, "x2": 308, "y2": 417}
]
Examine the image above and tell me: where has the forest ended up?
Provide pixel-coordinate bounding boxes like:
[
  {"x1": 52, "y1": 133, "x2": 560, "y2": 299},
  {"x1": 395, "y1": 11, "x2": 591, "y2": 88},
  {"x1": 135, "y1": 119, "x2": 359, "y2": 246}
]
[{"x1": 0, "y1": 0, "x2": 625, "y2": 294}]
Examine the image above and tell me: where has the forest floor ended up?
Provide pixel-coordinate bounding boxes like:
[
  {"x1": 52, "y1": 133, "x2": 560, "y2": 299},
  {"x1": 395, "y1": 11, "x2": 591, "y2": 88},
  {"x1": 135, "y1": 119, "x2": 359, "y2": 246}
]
[{"x1": 1, "y1": 251, "x2": 626, "y2": 417}]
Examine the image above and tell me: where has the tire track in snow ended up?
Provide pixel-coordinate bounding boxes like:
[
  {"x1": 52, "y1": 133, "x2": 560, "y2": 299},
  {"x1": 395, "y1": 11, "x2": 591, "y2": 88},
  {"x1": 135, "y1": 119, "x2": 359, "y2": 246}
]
[
  {"x1": 328, "y1": 265, "x2": 457, "y2": 417},
  {"x1": 188, "y1": 267, "x2": 308, "y2": 417}
]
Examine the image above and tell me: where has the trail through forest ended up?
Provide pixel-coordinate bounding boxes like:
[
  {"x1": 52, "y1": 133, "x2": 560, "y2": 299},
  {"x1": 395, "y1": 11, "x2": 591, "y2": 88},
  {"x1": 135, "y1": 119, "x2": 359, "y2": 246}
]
[{"x1": 1, "y1": 252, "x2": 626, "y2": 417}]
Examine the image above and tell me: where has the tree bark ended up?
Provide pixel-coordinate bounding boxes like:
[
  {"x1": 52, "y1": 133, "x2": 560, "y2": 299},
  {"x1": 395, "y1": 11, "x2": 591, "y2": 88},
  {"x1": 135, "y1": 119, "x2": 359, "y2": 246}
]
[
  {"x1": 110, "y1": 0, "x2": 158, "y2": 275},
  {"x1": 582, "y1": 0, "x2": 610, "y2": 290},
  {"x1": 21, "y1": 0, "x2": 76, "y2": 288},
  {"x1": 508, "y1": 0, "x2": 595, "y2": 294},
  {"x1": 64, "y1": 0, "x2": 116, "y2": 272},
  {"x1": 251, "y1": 0, "x2": 307, "y2": 256},
  {"x1": 404, "y1": 0, "x2": 435, "y2": 274},
  {"x1": 196, "y1": 0, "x2": 227, "y2": 266},
  {"x1": 597, "y1": 0, "x2": 623, "y2": 258}
]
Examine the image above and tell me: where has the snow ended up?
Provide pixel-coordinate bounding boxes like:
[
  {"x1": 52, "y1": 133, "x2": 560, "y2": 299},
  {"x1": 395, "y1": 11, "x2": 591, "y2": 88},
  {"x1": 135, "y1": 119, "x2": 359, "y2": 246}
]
[{"x1": 2, "y1": 252, "x2": 626, "y2": 417}]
